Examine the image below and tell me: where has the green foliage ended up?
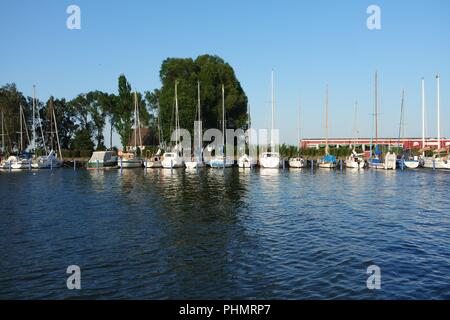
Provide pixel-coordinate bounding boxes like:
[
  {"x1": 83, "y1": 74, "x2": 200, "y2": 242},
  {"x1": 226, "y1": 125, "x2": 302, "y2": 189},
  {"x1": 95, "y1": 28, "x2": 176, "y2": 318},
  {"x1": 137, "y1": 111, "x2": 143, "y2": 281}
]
[
  {"x1": 113, "y1": 75, "x2": 150, "y2": 150},
  {"x1": 0, "y1": 83, "x2": 31, "y2": 151},
  {"x1": 71, "y1": 128, "x2": 94, "y2": 151},
  {"x1": 146, "y1": 55, "x2": 248, "y2": 146}
]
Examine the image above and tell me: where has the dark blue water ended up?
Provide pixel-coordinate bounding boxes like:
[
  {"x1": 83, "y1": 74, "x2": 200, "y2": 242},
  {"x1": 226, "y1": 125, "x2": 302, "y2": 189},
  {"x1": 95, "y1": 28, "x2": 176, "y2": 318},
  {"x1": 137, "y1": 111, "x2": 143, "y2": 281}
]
[{"x1": 0, "y1": 168, "x2": 449, "y2": 299}]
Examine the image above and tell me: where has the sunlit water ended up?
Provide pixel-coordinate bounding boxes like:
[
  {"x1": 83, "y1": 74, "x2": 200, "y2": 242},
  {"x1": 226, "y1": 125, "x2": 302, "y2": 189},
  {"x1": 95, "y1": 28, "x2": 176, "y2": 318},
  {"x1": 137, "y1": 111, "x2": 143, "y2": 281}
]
[{"x1": 0, "y1": 167, "x2": 449, "y2": 299}]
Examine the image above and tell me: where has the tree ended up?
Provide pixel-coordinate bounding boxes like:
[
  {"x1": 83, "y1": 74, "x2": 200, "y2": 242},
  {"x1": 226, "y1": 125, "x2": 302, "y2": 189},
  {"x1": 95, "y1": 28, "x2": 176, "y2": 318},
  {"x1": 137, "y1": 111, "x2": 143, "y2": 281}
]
[
  {"x1": 41, "y1": 97, "x2": 78, "y2": 150},
  {"x1": 0, "y1": 83, "x2": 31, "y2": 152},
  {"x1": 68, "y1": 91, "x2": 107, "y2": 150},
  {"x1": 113, "y1": 75, "x2": 150, "y2": 150},
  {"x1": 147, "y1": 55, "x2": 248, "y2": 145}
]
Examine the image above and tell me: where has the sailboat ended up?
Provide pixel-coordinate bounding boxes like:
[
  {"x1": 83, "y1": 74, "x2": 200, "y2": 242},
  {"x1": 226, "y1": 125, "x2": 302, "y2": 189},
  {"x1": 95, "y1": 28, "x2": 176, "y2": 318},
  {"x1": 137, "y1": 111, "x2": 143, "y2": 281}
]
[
  {"x1": 368, "y1": 72, "x2": 396, "y2": 170},
  {"x1": 318, "y1": 85, "x2": 337, "y2": 169},
  {"x1": 145, "y1": 100, "x2": 163, "y2": 168},
  {"x1": 396, "y1": 90, "x2": 419, "y2": 169},
  {"x1": 209, "y1": 85, "x2": 234, "y2": 168},
  {"x1": 29, "y1": 88, "x2": 63, "y2": 169},
  {"x1": 118, "y1": 92, "x2": 143, "y2": 168},
  {"x1": 289, "y1": 99, "x2": 307, "y2": 168},
  {"x1": 162, "y1": 81, "x2": 184, "y2": 169},
  {"x1": 422, "y1": 74, "x2": 450, "y2": 169},
  {"x1": 345, "y1": 101, "x2": 366, "y2": 169},
  {"x1": 186, "y1": 81, "x2": 205, "y2": 169},
  {"x1": 238, "y1": 103, "x2": 257, "y2": 168},
  {"x1": 0, "y1": 110, "x2": 14, "y2": 169},
  {"x1": 260, "y1": 71, "x2": 281, "y2": 168},
  {"x1": 9, "y1": 104, "x2": 33, "y2": 169}
]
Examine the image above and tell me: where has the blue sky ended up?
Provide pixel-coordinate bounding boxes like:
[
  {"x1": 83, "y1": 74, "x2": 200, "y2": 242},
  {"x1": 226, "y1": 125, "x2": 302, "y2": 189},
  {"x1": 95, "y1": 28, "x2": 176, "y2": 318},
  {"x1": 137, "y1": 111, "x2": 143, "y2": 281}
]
[{"x1": 1, "y1": 0, "x2": 449, "y2": 146}]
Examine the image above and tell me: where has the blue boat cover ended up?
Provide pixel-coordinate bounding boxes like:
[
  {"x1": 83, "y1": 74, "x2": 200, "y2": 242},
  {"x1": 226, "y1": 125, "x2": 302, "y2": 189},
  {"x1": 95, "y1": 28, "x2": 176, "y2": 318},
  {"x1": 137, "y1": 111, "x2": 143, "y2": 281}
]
[
  {"x1": 322, "y1": 155, "x2": 337, "y2": 163},
  {"x1": 374, "y1": 145, "x2": 382, "y2": 156}
]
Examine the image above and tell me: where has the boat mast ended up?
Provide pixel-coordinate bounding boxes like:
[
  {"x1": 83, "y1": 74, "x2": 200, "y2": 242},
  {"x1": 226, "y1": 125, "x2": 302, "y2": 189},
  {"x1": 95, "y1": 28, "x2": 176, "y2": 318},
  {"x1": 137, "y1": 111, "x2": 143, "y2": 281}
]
[
  {"x1": 32, "y1": 85, "x2": 36, "y2": 152},
  {"x1": 436, "y1": 74, "x2": 441, "y2": 150},
  {"x1": 34, "y1": 87, "x2": 47, "y2": 155},
  {"x1": 325, "y1": 85, "x2": 329, "y2": 155},
  {"x1": 134, "y1": 92, "x2": 137, "y2": 150},
  {"x1": 175, "y1": 81, "x2": 180, "y2": 148},
  {"x1": 398, "y1": 89, "x2": 405, "y2": 148},
  {"x1": 19, "y1": 104, "x2": 23, "y2": 151},
  {"x1": 297, "y1": 98, "x2": 301, "y2": 148},
  {"x1": 271, "y1": 70, "x2": 275, "y2": 151},
  {"x1": 52, "y1": 107, "x2": 63, "y2": 160},
  {"x1": 421, "y1": 78, "x2": 426, "y2": 155},
  {"x1": 197, "y1": 81, "x2": 202, "y2": 156},
  {"x1": 352, "y1": 101, "x2": 358, "y2": 147},
  {"x1": 248, "y1": 103, "x2": 252, "y2": 148},
  {"x1": 1, "y1": 110, "x2": 4, "y2": 153},
  {"x1": 157, "y1": 99, "x2": 162, "y2": 148},
  {"x1": 375, "y1": 72, "x2": 379, "y2": 146},
  {"x1": 222, "y1": 84, "x2": 225, "y2": 149},
  {"x1": 137, "y1": 93, "x2": 142, "y2": 148}
]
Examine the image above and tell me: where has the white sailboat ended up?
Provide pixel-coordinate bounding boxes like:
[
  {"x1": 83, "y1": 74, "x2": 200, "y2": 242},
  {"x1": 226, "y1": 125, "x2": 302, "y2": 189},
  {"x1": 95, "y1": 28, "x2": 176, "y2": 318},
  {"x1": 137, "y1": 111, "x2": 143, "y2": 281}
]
[
  {"x1": 318, "y1": 86, "x2": 337, "y2": 169},
  {"x1": 162, "y1": 81, "x2": 184, "y2": 169},
  {"x1": 368, "y1": 72, "x2": 396, "y2": 170},
  {"x1": 186, "y1": 81, "x2": 205, "y2": 169},
  {"x1": 145, "y1": 100, "x2": 162, "y2": 168},
  {"x1": 396, "y1": 90, "x2": 419, "y2": 169},
  {"x1": 422, "y1": 74, "x2": 450, "y2": 169},
  {"x1": 345, "y1": 101, "x2": 365, "y2": 169},
  {"x1": 119, "y1": 92, "x2": 143, "y2": 168},
  {"x1": 30, "y1": 89, "x2": 63, "y2": 169},
  {"x1": 210, "y1": 85, "x2": 234, "y2": 168},
  {"x1": 238, "y1": 103, "x2": 257, "y2": 168},
  {"x1": 260, "y1": 71, "x2": 281, "y2": 169},
  {"x1": 289, "y1": 99, "x2": 306, "y2": 168}
]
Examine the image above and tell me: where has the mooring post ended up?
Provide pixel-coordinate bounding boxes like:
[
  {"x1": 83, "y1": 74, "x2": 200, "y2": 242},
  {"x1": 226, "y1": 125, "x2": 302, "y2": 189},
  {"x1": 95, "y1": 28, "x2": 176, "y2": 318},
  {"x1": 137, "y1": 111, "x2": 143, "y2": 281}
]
[
  {"x1": 73, "y1": 159, "x2": 76, "y2": 171},
  {"x1": 96, "y1": 159, "x2": 99, "y2": 171},
  {"x1": 401, "y1": 160, "x2": 404, "y2": 171},
  {"x1": 171, "y1": 159, "x2": 173, "y2": 173},
  {"x1": 340, "y1": 159, "x2": 343, "y2": 172},
  {"x1": 9, "y1": 160, "x2": 11, "y2": 172},
  {"x1": 433, "y1": 159, "x2": 436, "y2": 171},
  {"x1": 311, "y1": 160, "x2": 314, "y2": 173},
  {"x1": 120, "y1": 157, "x2": 123, "y2": 175},
  {"x1": 29, "y1": 161, "x2": 31, "y2": 171},
  {"x1": 283, "y1": 159, "x2": 285, "y2": 171},
  {"x1": 50, "y1": 159, "x2": 53, "y2": 171}
]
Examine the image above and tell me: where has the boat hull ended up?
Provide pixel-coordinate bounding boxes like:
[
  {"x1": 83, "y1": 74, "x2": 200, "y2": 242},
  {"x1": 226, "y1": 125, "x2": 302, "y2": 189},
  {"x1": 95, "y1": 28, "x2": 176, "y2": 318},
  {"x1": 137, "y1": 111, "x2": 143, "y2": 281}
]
[
  {"x1": 345, "y1": 160, "x2": 365, "y2": 169},
  {"x1": 238, "y1": 155, "x2": 256, "y2": 168},
  {"x1": 87, "y1": 161, "x2": 118, "y2": 170},
  {"x1": 289, "y1": 159, "x2": 307, "y2": 168},
  {"x1": 161, "y1": 159, "x2": 184, "y2": 169},
  {"x1": 209, "y1": 159, "x2": 234, "y2": 168},
  {"x1": 185, "y1": 161, "x2": 205, "y2": 169},
  {"x1": 118, "y1": 160, "x2": 142, "y2": 168},
  {"x1": 318, "y1": 162, "x2": 337, "y2": 169},
  {"x1": 422, "y1": 157, "x2": 450, "y2": 169},
  {"x1": 259, "y1": 158, "x2": 280, "y2": 168}
]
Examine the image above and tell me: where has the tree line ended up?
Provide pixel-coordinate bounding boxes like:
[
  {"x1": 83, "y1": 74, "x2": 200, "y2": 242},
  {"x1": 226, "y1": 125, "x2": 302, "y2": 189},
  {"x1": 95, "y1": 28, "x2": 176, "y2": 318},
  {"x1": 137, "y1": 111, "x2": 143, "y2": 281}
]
[{"x1": 0, "y1": 55, "x2": 249, "y2": 156}]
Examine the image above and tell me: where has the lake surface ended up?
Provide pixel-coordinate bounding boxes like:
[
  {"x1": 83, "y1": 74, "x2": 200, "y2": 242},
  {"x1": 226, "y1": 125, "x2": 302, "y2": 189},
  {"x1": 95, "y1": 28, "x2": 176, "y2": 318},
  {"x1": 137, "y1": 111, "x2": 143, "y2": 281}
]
[{"x1": 0, "y1": 167, "x2": 449, "y2": 299}]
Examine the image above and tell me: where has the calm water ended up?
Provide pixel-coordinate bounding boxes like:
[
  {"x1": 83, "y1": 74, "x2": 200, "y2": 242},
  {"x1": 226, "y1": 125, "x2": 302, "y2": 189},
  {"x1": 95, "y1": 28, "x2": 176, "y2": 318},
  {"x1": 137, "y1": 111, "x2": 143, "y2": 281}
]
[{"x1": 0, "y1": 167, "x2": 449, "y2": 299}]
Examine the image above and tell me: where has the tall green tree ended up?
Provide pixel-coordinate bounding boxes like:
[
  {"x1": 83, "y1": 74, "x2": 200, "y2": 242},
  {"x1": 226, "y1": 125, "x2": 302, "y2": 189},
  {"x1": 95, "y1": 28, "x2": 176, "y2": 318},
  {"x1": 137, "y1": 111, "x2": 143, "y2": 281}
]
[
  {"x1": 113, "y1": 75, "x2": 150, "y2": 150},
  {"x1": 0, "y1": 83, "x2": 31, "y2": 152},
  {"x1": 147, "y1": 55, "x2": 248, "y2": 145}
]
